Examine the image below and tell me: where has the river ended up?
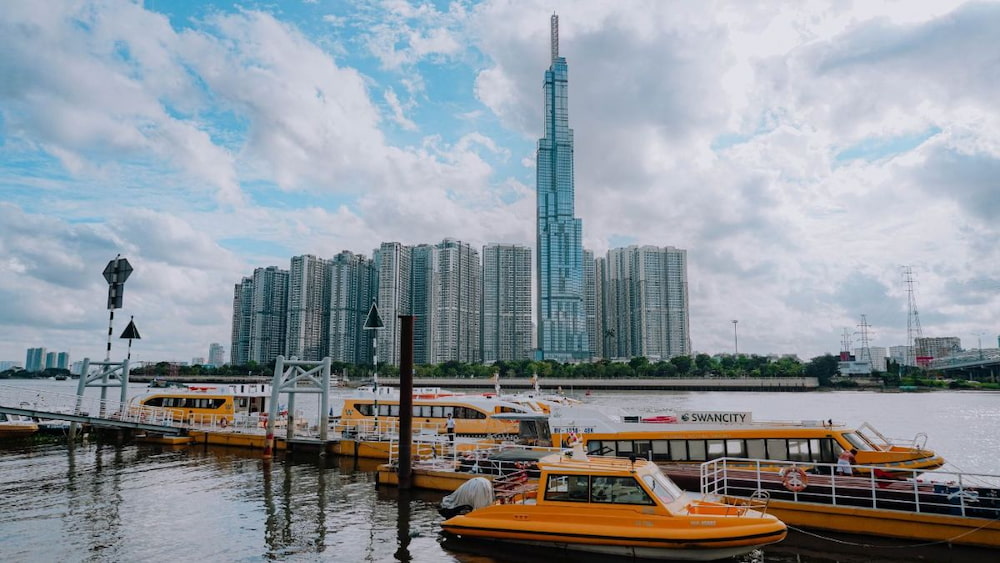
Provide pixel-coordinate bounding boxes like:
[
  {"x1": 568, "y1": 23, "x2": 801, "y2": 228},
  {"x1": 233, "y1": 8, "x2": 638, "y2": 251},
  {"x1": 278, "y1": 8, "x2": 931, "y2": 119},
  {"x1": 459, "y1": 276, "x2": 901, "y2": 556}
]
[{"x1": 1, "y1": 379, "x2": 998, "y2": 562}]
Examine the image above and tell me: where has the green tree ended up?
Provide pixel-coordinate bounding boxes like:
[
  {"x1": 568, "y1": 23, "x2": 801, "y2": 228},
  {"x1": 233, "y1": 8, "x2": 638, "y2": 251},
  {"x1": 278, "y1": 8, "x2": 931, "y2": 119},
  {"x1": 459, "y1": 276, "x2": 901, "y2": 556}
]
[{"x1": 805, "y1": 354, "x2": 840, "y2": 386}]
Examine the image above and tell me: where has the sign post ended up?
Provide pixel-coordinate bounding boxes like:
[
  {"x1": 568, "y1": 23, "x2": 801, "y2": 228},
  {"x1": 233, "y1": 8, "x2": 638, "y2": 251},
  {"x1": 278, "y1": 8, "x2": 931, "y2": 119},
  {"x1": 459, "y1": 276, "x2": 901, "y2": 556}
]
[{"x1": 364, "y1": 301, "x2": 385, "y2": 433}]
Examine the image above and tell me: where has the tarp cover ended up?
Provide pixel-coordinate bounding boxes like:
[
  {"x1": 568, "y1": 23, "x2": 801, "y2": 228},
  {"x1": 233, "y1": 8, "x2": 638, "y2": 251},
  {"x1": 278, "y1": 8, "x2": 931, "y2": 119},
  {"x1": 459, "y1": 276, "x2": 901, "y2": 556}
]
[{"x1": 440, "y1": 477, "x2": 494, "y2": 512}]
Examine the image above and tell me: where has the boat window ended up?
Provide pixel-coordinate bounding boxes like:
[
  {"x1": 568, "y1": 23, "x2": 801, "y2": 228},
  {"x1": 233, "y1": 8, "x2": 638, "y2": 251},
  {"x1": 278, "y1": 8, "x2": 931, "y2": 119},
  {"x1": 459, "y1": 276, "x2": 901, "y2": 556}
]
[
  {"x1": 587, "y1": 440, "x2": 604, "y2": 455},
  {"x1": 668, "y1": 440, "x2": 688, "y2": 461},
  {"x1": 592, "y1": 476, "x2": 655, "y2": 506},
  {"x1": 145, "y1": 397, "x2": 163, "y2": 407},
  {"x1": 706, "y1": 440, "x2": 726, "y2": 460},
  {"x1": 787, "y1": 439, "x2": 810, "y2": 462},
  {"x1": 358, "y1": 404, "x2": 372, "y2": 416},
  {"x1": 643, "y1": 472, "x2": 682, "y2": 504},
  {"x1": 379, "y1": 404, "x2": 391, "y2": 416},
  {"x1": 616, "y1": 440, "x2": 633, "y2": 456},
  {"x1": 746, "y1": 439, "x2": 766, "y2": 459},
  {"x1": 652, "y1": 440, "x2": 669, "y2": 461},
  {"x1": 432, "y1": 406, "x2": 444, "y2": 418},
  {"x1": 390, "y1": 405, "x2": 399, "y2": 417},
  {"x1": 842, "y1": 433, "x2": 873, "y2": 451},
  {"x1": 688, "y1": 440, "x2": 707, "y2": 461},
  {"x1": 634, "y1": 440, "x2": 653, "y2": 460},
  {"x1": 725, "y1": 439, "x2": 745, "y2": 457},
  {"x1": 817, "y1": 438, "x2": 836, "y2": 462},
  {"x1": 544, "y1": 474, "x2": 590, "y2": 503},
  {"x1": 766, "y1": 439, "x2": 788, "y2": 460}
]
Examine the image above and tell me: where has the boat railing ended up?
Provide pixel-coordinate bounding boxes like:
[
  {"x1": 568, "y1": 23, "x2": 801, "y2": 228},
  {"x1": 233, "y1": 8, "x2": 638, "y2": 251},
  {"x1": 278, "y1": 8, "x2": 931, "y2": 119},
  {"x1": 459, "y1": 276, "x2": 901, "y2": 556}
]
[
  {"x1": 329, "y1": 418, "x2": 444, "y2": 442},
  {"x1": 699, "y1": 457, "x2": 1000, "y2": 519},
  {"x1": 0, "y1": 383, "x2": 176, "y2": 428}
]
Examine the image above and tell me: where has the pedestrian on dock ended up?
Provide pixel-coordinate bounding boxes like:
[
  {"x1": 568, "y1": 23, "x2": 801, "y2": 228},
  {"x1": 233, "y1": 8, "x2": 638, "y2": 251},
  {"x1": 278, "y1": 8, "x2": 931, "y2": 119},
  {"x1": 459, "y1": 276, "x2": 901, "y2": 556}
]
[{"x1": 446, "y1": 413, "x2": 455, "y2": 442}]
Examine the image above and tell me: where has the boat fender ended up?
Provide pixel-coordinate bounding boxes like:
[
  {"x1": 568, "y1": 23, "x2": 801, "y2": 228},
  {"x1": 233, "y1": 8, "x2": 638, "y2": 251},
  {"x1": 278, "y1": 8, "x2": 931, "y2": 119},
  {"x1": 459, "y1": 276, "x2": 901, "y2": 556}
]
[{"x1": 781, "y1": 466, "x2": 808, "y2": 492}]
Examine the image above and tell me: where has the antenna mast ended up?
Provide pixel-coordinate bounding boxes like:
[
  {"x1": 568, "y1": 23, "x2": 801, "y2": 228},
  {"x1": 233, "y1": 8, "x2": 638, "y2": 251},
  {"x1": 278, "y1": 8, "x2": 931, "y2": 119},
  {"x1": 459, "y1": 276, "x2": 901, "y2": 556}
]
[
  {"x1": 551, "y1": 13, "x2": 559, "y2": 62},
  {"x1": 903, "y1": 266, "x2": 923, "y2": 367}
]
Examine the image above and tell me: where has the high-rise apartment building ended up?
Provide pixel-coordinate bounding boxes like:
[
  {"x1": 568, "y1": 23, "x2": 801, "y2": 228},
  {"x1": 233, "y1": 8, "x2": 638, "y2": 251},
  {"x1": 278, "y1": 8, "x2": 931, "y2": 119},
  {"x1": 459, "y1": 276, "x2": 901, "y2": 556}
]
[
  {"x1": 56, "y1": 352, "x2": 70, "y2": 370},
  {"x1": 482, "y1": 244, "x2": 532, "y2": 363},
  {"x1": 44, "y1": 351, "x2": 57, "y2": 370},
  {"x1": 328, "y1": 251, "x2": 376, "y2": 365},
  {"x1": 286, "y1": 254, "x2": 331, "y2": 361},
  {"x1": 915, "y1": 336, "x2": 961, "y2": 360},
  {"x1": 249, "y1": 266, "x2": 289, "y2": 365},
  {"x1": 410, "y1": 239, "x2": 482, "y2": 364},
  {"x1": 231, "y1": 277, "x2": 254, "y2": 365},
  {"x1": 536, "y1": 14, "x2": 588, "y2": 362},
  {"x1": 604, "y1": 245, "x2": 690, "y2": 360},
  {"x1": 208, "y1": 342, "x2": 225, "y2": 366},
  {"x1": 373, "y1": 242, "x2": 411, "y2": 367},
  {"x1": 25, "y1": 347, "x2": 45, "y2": 372}
]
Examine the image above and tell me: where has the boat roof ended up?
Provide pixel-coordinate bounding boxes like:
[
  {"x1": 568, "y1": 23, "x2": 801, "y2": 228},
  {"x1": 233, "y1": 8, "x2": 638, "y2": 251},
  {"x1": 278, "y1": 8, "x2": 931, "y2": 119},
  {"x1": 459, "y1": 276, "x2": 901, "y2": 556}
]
[{"x1": 538, "y1": 452, "x2": 656, "y2": 476}]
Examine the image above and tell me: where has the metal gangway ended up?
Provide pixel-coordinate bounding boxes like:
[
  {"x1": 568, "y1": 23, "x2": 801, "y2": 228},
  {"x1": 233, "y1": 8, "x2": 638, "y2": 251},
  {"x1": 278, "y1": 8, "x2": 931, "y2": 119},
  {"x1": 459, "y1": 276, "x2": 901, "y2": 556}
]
[{"x1": 0, "y1": 383, "x2": 181, "y2": 435}]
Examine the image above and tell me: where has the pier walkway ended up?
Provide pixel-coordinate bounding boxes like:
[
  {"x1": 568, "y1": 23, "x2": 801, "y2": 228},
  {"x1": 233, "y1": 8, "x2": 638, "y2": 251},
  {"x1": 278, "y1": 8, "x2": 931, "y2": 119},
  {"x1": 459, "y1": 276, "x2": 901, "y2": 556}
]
[{"x1": 0, "y1": 384, "x2": 182, "y2": 435}]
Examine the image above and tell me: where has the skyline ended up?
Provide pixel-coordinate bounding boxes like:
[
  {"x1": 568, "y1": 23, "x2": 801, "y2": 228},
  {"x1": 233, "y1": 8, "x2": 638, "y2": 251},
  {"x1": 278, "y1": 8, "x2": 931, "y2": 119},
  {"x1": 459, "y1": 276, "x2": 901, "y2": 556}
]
[{"x1": 2, "y1": 1, "x2": 1000, "y2": 365}]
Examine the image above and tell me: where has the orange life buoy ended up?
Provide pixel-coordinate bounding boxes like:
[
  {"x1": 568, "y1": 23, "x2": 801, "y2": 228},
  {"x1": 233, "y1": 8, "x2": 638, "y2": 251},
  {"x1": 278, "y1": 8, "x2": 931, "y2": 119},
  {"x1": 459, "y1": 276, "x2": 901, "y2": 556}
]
[{"x1": 781, "y1": 466, "x2": 808, "y2": 492}]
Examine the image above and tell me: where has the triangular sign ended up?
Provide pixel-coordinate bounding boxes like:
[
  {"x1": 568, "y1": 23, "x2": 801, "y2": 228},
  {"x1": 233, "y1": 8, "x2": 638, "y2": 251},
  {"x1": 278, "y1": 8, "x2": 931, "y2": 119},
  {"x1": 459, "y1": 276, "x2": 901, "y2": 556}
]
[
  {"x1": 120, "y1": 319, "x2": 142, "y2": 340},
  {"x1": 364, "y1": 302, "x2": 385, "y2": 330}
]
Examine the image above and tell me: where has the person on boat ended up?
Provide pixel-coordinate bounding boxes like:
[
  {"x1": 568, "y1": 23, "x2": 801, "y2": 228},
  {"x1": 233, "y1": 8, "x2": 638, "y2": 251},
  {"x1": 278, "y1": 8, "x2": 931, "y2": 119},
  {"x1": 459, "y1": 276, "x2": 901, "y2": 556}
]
[
  {"x1": 836, "y1": 448, "x2": 857, "y2": 475},
  {"x1": 446, "y1": 413, "x2": 455, "y2": 442}
]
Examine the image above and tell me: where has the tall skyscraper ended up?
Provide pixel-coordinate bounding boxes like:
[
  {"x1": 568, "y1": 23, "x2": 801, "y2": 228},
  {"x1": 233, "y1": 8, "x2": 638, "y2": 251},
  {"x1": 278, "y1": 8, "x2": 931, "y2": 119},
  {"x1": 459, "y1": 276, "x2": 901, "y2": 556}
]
[
  {"x1": 286, "y1": 254, "x2": 331, "y2": 361},
  {"x1": 25, "y1": 347, "x2": 45, "y2": 372},
  {"x1": 410, "y1": 239, "x2": 482, "y2": 364},
  {"x1": 328, "y1": 250, "x2": 376, "y2": 365},
  {"x1": 44, "y1": 351, "x2": 57, "y2": 370},
  {"x1": 56, "y1": 352, "x2": 70, "y2": 370},
  {"x1": 605, "y1": 245, "x2": 690, "y2": 360},
  {"x1": 373, "y1": 242, "x2": 412, "y2": 366},
  {"x1": 249, "y1": 266, "x2": 289, "y2": 365},
  {"x1": 536, "y1": 14, "x2": 588, "y2": 362},
  {"x1": 208, "y1": 342, "x2": 225, "y2": 366},
  {"x1": 482, "y1": 244, "x2": 532, "y2": 363},
  {"x1": 231, "y1": 277, "x2": 254, "y2": 365}
]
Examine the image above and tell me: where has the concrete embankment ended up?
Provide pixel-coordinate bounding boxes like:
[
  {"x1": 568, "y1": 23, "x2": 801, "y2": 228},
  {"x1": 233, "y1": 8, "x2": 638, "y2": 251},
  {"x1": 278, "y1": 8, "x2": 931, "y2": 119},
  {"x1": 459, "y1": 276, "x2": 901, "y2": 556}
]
[{"x1": 376, "y1": 377, "x2": 819, "y2": 391}]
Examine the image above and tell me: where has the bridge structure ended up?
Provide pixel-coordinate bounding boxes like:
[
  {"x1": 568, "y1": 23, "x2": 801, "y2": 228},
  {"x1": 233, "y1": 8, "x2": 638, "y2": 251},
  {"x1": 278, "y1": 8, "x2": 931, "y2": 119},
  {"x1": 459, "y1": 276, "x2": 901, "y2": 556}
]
[
  {"x1": 0, "y1": 383, "x2": 182, "y2": 435},
  {"x1": 928, "y1": 350, "x2": 1000, "y2": 382}
]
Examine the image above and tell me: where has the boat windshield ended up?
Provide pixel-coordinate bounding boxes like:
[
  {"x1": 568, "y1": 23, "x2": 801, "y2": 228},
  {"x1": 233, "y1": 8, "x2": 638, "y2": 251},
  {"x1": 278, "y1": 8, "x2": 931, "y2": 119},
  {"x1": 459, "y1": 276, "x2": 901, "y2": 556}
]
[
  {"x1": 642, "y1": 471, "x2": 683, "y2": 504},
  {"x1": 841, "y1": 432, "x2": 875, "y2": 451}
]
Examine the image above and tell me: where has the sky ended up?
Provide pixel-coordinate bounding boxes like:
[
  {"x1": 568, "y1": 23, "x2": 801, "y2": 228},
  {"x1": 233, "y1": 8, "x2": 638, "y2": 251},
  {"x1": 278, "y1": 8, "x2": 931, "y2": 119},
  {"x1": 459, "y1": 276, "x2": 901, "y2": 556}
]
[{"x1": 2, "y1": 0, "x2": 1000, "y2": 367}]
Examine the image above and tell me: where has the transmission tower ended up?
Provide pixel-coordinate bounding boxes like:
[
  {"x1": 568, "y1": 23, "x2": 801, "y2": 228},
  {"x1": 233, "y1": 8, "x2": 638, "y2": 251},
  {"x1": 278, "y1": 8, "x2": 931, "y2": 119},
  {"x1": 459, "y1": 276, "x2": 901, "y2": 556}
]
[
  {"x1": 903, "y1": 266, "x2": 924, "y2": 367},
  {"x1": 856, "y1": 314, "x2": 873, "y2": 368}
]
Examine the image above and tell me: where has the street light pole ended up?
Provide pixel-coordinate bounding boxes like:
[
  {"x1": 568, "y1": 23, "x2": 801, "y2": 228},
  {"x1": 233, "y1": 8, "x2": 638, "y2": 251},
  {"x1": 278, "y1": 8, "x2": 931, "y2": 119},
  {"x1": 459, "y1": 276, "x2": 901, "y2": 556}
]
[{"x1": 732, "y1": 320, "x2": 739, "y2": 356}]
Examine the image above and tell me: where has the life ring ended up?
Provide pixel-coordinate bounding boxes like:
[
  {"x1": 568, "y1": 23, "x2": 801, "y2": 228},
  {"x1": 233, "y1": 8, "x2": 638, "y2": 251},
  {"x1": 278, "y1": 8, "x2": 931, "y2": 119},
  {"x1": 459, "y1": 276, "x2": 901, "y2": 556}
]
[
  {"x1": 220, "y1": 417, "x2": 228, "y2": 428},
  {"x1": 781, "y1": 466, "x2": 808, "y2": 492}
]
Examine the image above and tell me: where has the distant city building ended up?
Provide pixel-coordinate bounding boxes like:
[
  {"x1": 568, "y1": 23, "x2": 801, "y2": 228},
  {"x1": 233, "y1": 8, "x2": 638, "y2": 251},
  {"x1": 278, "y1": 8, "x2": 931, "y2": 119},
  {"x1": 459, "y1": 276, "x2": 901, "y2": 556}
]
[
  {"x1": 192, "y1": 357, "x2": 206, "y2": 365},
  {"x1": 915, "y1": 337, "x2": 961, "y2": 360},
  {"x1": 536, "y1": 14, "x2": 588, "y2": 362},
  {"x1": 249, "y1": 266, "x2": 289, "y2": 365},
  {"x1": 286, "y1": 254, "x2": 331, "y2": 361},
  {"x1": 411, "y1": 239, "x2": 481, "y2": 364},
  {"x1": 889, "y1": 345, "x2": 912, "y2": 367},
  {"x1": 852, "y1": 346, "x2": 887, "y2": 372},
  {"x1": 44, "y1": 351, "x2": 57, "y2": 370},
  {"x1": 208, "y1": 342, "x2": 225, "y2": 366},
  {"x1": 604, "y1": 245, "x2": 690, "y2": 360},
  {"x1": 0, "y1": 360, "x2": 22, "y2": 371},
  {"x1": 56, "y1": 352, "x2": 69, "y2": 370},
  {"x1": 373, "y1": 242, "x2": 412, "y2": 367},
  {"x1": 838, "y1": 360, "x2": 872, "y2": 376},
  {"x1": 583, "y1": 249, "x2": 598, "y2": 359},
  {"x1": 593, "y1": 255, "x2": 609, "y2": 358},
  {"x1": 328, "y1": 250, "x2": 376, "y2": 365},
  {"x1": 70, "y1": 360, "x2": 84, "y2": 375},
  {"x1": 482, "y1": 243, "x2": 532, "y2": 363},
  {"x1": 231, "y1": 277, "x2": 254, "y2": 365},
  {"x1": 26, "y1": 347, "x2": 45, "y2": 372}
]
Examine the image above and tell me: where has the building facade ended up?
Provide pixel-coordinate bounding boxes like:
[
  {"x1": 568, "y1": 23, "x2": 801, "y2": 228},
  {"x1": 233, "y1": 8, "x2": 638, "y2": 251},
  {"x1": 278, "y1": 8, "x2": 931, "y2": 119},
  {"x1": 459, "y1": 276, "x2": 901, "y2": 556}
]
[
  {"x1": 328, "y1": 250, "x2": 376, "y2": 365},
  {"x1": 231, "y1": 277, "x2": 254, "y2": 365},
  {"x1": 25, "y1": 347, "x2": 45, "y2": 372},
  {"x1": 482, "y1": 243, "x2": 531, "y2": 363},
  {"x1": 249, "y1": 266, "x2": 289, "y2": 365},
  {"x1": 285, "y1": 254, "x2": 331, "y2": 361},
  {"x1": 208, "y1": 342, "x2": 225, "y2": 366},
  {"x1": 373, "y1": 242, "x2": 411, "y2": 367},
  {"x1": 603, "y1": 245, "x2": 690, "y2": 360},
  {"x1": 536, "y1": 14, "x2": 588, "y2": 362}
]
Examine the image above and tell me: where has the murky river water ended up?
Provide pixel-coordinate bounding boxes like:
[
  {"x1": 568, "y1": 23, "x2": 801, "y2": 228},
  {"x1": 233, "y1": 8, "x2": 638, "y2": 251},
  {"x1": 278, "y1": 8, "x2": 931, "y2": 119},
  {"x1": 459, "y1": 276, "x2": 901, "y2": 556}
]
[{"x1": 1, "y1": 380, "x2": 997, "y2": 562}]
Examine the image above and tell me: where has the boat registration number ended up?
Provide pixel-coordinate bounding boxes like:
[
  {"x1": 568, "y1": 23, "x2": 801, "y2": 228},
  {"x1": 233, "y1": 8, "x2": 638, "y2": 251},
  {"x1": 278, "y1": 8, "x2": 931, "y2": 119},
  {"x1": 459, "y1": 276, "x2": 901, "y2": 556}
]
[
  {"x1": 690, "y1": 520, "x2": 716, "y2": 526},
  {"x1": 552, "y1": 426, "x2": 594, "y2": 434}
]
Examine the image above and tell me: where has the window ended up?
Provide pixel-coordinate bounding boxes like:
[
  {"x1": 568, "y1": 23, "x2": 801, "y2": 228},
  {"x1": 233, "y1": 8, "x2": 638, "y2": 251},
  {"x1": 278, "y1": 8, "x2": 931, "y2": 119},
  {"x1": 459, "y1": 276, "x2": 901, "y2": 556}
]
[
  {"x1": 643, "y1": 473, "x2": 682, "y2": 504},
  {"x1": 544, "y1": 474, "x2": 590, "y2": 502},
  {"x1": 707, "y1": 440, "x2": 726, "y2": 460},
  {"x1": 668, "y1": 440, "x2": 688, "y2": 461},
  {"x1": 787, "y1": 439, "x2": 810, "y2": 462},
  {"x1": 651, "y1": 440, "x2": 669, "y2": 461},
  {"x1": 389, "y1": 405, "x2": 399, "y2": 417},
  {"x1": 766, "y1": 439, "x2": 788, "y2": 460},
  {"x1": 634, "y1": 440, "x2": 653, "y2": 460},
  {"x1": 746, "y1": 439, "x2": 767, "y2": 459},
  {"x1": 616, "y1": 440, "x2": 633, "y2": 457},
  {"x1": 726, "y1": 439, "x2": 745, "y2": 457},
  {"x1": 592, "y1": 476, "x2": 655, "y2": 505},
  {"x1": 688, "y1": 440, "x2": 707, "y2": 461}
]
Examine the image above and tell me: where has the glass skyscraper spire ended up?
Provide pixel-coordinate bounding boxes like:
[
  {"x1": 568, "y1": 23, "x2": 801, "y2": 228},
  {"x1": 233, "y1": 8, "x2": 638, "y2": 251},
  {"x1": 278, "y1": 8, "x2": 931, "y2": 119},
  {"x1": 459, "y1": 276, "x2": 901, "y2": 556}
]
[{"x1": 536, "y1": 14, "x2": 589, "y2": 361}]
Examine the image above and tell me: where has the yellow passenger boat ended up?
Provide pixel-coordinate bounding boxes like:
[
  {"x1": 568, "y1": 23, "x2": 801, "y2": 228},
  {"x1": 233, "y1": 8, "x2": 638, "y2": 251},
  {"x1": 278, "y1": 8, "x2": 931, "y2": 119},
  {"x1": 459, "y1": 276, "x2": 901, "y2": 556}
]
[
  {"x1": 441, "y1": 447, "x2": 787, "y2": 560},
  {"x1": 545, "y1": 406, "x2": 944, "y2": 476}
]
